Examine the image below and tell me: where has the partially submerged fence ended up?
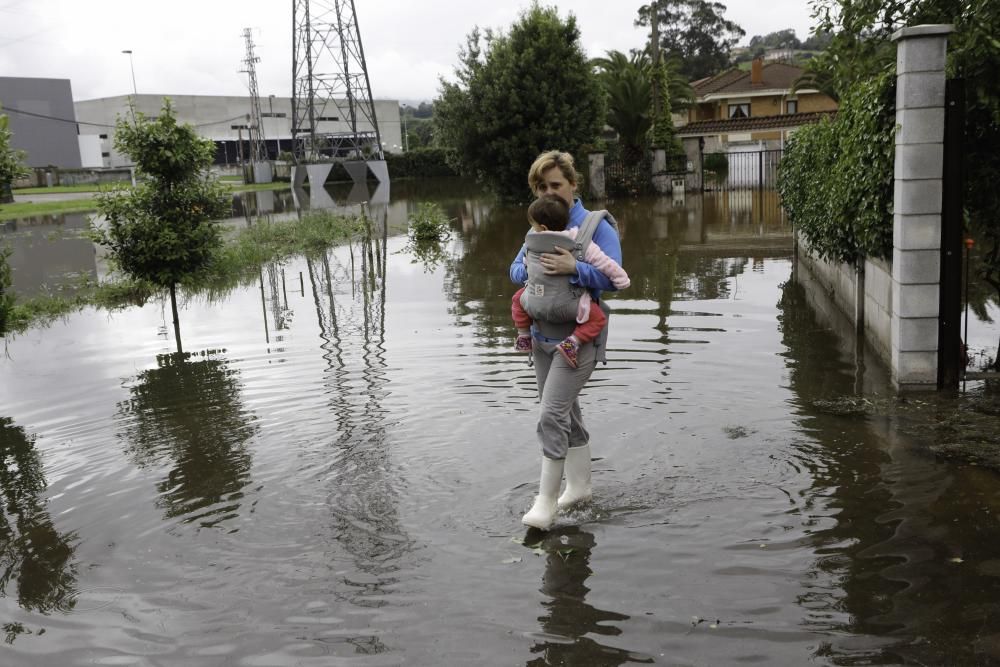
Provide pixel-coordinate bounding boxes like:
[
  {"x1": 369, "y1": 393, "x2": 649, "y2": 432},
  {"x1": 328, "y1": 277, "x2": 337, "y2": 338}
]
[{"x1": 702, "y1": 149, "x2": 783, "y2": 192}]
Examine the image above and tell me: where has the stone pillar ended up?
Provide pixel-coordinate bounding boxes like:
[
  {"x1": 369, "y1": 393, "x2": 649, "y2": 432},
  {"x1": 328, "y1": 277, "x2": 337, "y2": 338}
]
[
  {"x1": 587, "y1": 152, "x2": 605, "y2": 200},
  {"x1": 890, "y1": 24, "x2": 953, "y2": 391},
  {"x1": 651, "y1": 148, "x2": 670, "y2": 194}
]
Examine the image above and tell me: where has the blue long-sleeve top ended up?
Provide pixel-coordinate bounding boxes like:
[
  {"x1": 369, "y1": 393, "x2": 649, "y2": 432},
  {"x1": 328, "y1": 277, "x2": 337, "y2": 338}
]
[{"x1": 508, "y1": 199, "x2": 622, "y2": 302}]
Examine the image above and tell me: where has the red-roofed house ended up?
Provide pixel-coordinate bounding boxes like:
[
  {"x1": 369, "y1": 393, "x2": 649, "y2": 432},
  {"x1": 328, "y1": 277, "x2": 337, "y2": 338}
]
[{"x1": 675, "y1": 58, "x2": 838, "y2": 188}]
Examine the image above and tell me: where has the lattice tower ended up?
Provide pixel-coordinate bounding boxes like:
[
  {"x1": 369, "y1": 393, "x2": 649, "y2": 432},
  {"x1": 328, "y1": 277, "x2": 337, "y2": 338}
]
[
  {"x1": 291, "y1": 0, "x2": 384, "y2": 163},
  {"x1": 241, "y1": 28, "x2": 268, "y2": 163}
]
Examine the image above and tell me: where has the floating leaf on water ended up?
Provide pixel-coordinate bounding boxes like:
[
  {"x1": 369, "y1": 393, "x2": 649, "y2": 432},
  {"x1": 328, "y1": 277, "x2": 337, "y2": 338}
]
[{"x1": 502, "y1": 556, "x2": 522, "y2": 564}]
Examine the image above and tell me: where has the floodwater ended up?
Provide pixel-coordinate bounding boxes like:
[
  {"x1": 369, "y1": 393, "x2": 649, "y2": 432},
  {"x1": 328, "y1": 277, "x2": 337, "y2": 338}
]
[{"x1": 2, "y1": 179, "x2": 1000, "y2": 665}]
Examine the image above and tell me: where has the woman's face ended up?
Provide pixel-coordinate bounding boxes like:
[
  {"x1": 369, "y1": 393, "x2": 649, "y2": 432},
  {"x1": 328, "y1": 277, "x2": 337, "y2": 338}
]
[{"x1": 534, "y1": 166, "x2": 576, "y2": 207}]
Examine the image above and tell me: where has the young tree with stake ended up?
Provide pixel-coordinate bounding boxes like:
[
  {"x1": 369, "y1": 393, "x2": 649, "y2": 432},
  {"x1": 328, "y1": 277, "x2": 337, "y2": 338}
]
[{"x1": 93, "y1": 100, "x2": 230, "y2": 352}]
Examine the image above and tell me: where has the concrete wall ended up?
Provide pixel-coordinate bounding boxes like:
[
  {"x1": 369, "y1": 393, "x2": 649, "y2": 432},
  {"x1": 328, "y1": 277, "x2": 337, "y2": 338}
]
[
  {"x1": 74, "y1": 94, "x2": 402, "y2": 168},
  {"x1": 796, "y1": 234, "x2": 894, "y2": 367},
  {"x1": 0, "y1": 77, "x2": 82, "y2": 168}
]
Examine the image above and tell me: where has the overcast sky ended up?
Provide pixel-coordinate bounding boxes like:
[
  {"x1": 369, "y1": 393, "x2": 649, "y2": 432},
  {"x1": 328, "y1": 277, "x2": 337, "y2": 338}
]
[{"x1": 0, "y1": 0, "x2": 817, "y2": 104}]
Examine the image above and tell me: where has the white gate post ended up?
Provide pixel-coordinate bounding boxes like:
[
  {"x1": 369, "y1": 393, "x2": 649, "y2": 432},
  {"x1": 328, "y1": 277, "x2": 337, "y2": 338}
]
[{"x1": 890, "y1": 24, "x2": 953, "y2": 391}]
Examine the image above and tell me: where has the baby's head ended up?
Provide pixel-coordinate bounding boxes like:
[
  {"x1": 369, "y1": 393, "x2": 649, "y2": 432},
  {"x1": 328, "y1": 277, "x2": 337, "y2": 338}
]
[{"x1": 527, "y1": 194, "x2": 570, "y2": 232}]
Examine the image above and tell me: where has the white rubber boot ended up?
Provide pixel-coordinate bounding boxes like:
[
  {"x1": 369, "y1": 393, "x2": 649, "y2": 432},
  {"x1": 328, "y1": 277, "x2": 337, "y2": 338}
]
[
  {"x1": 557, "y1": 444, "x2": 592, "y2": 509},
  {"x1": 522, "y1": 457, "x2": 565, "y2": 530}
]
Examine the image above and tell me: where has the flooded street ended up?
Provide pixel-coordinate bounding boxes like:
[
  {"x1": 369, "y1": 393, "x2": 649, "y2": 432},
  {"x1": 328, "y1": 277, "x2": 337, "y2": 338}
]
[{"x1": 3, "y1": 180, "x2": 1000, "y2": 665}]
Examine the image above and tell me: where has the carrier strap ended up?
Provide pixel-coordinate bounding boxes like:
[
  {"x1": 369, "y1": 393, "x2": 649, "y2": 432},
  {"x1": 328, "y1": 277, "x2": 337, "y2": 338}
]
[{"x1": 573, "y1": 210, "x2": 619, "y2": 261}]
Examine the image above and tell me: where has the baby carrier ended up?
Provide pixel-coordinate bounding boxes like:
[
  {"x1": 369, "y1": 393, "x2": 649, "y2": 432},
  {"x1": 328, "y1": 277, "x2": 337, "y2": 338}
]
[{"x1": 521, "y1": 210, "x2": 619, "y2": 364}]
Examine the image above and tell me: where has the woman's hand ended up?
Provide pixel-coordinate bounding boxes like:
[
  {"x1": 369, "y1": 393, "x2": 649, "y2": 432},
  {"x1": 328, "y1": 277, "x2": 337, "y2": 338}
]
[{"x1": 540, "y1": 246, "x2": 577, "y2": 276}]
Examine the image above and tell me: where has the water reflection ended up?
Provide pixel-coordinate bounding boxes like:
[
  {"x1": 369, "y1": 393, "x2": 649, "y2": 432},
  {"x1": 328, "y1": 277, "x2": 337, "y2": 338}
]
[
  {"x1": 307, "y1": 208, "x2": 412, "y2": 620},
  {"x1": 779, "y1": 279, "x2": 1000, "y2": 664},
  {"x1": 442, "y1": 191, "x2": 791, "y2": 349},
  {"x1": 0, "y1": 418, "x2": 78, "y2": 641},
  {"x1": 115, "y1": 351, "x2": 258, "y2": 528},
  {"x1": 527, "y1": 527, "x2": 653, "y2": 666},
  {"x1": 0, "y1": 212, "x2": 97, "y2": 298}
]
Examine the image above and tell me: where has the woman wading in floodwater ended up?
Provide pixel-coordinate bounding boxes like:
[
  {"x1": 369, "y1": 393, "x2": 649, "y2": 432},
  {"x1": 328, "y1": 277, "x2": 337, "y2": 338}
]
[{"x1": 508, "y1": 150, "x2": 625, "y2": 530}]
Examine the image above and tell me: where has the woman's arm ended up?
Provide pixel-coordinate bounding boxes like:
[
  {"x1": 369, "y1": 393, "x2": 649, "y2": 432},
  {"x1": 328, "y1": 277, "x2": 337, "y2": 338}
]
[{"x1": 509, "y1": 244, "x2": 528, "y2": 285}]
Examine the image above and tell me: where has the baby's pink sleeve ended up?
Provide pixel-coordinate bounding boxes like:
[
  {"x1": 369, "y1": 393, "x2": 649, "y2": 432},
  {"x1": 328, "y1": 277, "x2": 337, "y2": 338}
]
[{"x1": 584, "y1": 241, "x2": 630, "y2": 289}]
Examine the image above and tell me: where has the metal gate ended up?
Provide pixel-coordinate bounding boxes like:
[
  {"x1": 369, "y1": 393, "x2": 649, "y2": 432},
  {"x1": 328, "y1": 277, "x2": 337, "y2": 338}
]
[
  {"x1": 702, "y1": 149, "x2": 783, "y2": 191},
  {"x1": 605, "y1": 153, "x2": 652, "y2": 197}
]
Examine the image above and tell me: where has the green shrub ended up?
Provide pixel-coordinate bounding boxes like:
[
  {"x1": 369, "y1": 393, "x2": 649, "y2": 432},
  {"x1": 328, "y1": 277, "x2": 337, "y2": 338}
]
[
  {"x1": 384, "y1": 148, "x2": 459, "y2": 178},
  {"x1": 0, "y1": 246, "x2": 13, "y2": 334},
  {"x1": 778, "y1": 68, "x2": 895, "y2": 264},
  {"x1": 408, "y1": 202, "x2": 451, "y2": 241},
  {"x1": 703, "y1": 152, "x2": 729, "y2": 183}
]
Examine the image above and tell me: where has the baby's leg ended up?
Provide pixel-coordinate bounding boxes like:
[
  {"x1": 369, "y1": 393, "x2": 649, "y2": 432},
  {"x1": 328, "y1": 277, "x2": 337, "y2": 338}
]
[
  {"x1": 511, "y1": 287, "x2": 533, "y2": 352},
  {"x1": 570, "y1": 301, "x2": 607, "y2": 344}
]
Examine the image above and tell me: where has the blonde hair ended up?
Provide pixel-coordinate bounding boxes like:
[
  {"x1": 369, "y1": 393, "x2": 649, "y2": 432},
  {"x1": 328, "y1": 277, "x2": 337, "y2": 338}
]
[{"x1": 527, "y1": 150, "x2": 579, "y2": 193}]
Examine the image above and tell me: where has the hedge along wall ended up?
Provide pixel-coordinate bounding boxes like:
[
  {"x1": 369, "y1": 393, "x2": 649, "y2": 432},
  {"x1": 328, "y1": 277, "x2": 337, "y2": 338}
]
[{"x1": 777, "y1": 67, "x2": 897, "y2": 367}]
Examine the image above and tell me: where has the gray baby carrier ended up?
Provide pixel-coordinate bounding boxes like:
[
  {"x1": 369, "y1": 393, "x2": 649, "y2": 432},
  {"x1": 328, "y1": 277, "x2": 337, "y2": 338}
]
[{"x1": 520, "y1": 210, "x2": 619, "y2": 364}]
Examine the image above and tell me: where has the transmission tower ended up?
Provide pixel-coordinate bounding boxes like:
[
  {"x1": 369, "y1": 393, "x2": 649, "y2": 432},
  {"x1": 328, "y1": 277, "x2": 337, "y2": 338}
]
[
  {"x1": 291, "y1": 0, "x2": 386, "y2": 173},
  {"x1": 241, "y1": 28, "x2": 268, "y2": 165}
]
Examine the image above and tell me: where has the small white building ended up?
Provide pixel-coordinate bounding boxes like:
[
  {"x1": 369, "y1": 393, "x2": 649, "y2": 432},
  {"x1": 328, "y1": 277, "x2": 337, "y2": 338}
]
[{"x1": 74, "y1": 94, "x2": 402, "y2": 168}]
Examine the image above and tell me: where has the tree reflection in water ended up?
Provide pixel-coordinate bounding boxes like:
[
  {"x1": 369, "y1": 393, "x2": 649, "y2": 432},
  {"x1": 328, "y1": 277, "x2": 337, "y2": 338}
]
[
  {"x1": 527, "y1": 527, "x2": 653, "y2": 666},
  {"x1": 0, "y1": 417, "x2": 78, "y2": 643},
  {"x1": 116, "y1": 351, "x2": 257, "y2": 528}
]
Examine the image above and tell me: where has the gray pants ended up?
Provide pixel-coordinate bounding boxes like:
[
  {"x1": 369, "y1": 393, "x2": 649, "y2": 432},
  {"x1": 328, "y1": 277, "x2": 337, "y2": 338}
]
[{"x1": 532, "y1": 337, "x2": 595, "y2": 460}]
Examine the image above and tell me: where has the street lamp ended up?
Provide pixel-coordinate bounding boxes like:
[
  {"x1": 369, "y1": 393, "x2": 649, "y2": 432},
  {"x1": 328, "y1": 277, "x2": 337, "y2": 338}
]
[
  {"x1": 122, "y1": 49, "x2": 138, "y2": 126},
  {"x1": 121, "y1": 50, "x2": 138, "y2": 97}
]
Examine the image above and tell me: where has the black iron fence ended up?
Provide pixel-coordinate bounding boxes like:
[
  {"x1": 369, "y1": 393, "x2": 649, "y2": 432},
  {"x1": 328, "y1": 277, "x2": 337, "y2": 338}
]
[
  {"x1": 702, "y1": 149, "x2": 784, "y2": 192},
  {"x1": 606, "y1": 153, "x2": 652, "y2": 197}
]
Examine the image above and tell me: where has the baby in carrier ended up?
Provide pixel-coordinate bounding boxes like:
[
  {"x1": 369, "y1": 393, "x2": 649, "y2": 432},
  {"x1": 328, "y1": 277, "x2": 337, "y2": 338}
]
[{"x1": 511, "y1": 194, "x2": 630, "y2": 368}]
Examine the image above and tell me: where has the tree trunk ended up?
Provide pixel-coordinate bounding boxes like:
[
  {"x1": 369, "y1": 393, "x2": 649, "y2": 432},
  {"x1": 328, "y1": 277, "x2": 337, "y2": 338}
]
[{"x1": 169, "y1": 283, "x2": 183, "y2": 354}]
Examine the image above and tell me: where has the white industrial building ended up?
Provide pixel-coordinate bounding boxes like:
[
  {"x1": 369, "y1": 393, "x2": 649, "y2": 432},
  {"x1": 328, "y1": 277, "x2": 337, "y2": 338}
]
[{"x1": 74, "y1": 94, "x2": 402, "y2": 169}]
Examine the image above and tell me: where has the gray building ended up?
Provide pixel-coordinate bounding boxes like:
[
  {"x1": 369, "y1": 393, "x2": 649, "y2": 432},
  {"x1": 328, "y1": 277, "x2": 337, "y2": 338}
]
[
  {"x1": 0, "y1": 76, "x2": 83, "y2": 168},
  {"x1": 74, "y1": 94, "x2": 402, "y2": 168}
]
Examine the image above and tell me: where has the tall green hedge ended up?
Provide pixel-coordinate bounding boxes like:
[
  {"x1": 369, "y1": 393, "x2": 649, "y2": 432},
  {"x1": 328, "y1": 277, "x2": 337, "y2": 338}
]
[
  {"x1": 384, "y1": 148, "x2": 459, "y2": 178},
  {"x1": 778, "y1": 68, "x2": 896, "y2": 264}
]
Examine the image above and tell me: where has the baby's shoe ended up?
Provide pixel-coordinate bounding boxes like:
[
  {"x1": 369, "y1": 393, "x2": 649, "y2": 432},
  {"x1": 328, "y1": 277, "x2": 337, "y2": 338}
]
[
  {"x1": 556, "y1": 337, "x2": 579, "y2": 368},
  {"x1": 515, "y1": 333, "x2": 533, "y2": 353}
]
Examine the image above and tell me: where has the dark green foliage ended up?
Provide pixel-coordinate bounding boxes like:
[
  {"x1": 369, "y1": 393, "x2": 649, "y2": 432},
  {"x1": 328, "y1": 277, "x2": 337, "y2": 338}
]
[
  {"x1": 384, "y1": 148, "x2": 459, "y2": 178},
  {"x1": 434, "y1": 4, "x2": 605, "y2": 201},
  {"x1": 702, "y1": 152, "x2": 729, "y2": 185},
  {"x1": 649, "y1": 60, "x2": 684, "y2": 152},
  {"x1": 778, "y1": 69, "x2": 896, "y2": 264},
  {"x1": 796, "y1": 0, "x2": 1000, "y2": 305},
  {"x1": 408, "y1": 202, "x2": 451, "y2": 241},
  {"x1": 0, "y1": 109, "x2": 29, "y2": 205},
  {"x1": 92, "y1": 101, "x2": 230, "y2": 289},
  {"x1": 636, "y1": 0, "x2": 746, "y2": 80},
  {"x1": 0, "y1": 246, "x2": 13, "y2": 335},
  {"x1": 592, "y1": 51, "x2": 652, "y2": 155}
]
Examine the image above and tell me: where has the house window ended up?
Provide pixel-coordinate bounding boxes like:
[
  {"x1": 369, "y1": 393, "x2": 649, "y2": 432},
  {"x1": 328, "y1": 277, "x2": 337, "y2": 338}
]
[
  {"x1": 317, "y1": 116, "x2": 339, "y2": 121},
  {"x1": 261, "y1": 112, "x2": 286, "y2": 118},
  {"x1": 786, "y1": 100, "x2": 798, "y2": 114},
  {"x1": 101, "y1": 152, "x2": 110, "y2": 157},
  {"x1": 728, "y1": 103, "x2": 750, "y2": 119},
  {"x1": 99, "y1": 133, "x2": 108, "y2": 139}
]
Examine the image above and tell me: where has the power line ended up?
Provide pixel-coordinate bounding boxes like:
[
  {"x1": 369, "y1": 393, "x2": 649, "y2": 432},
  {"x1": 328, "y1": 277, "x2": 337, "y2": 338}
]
[{"x1": 0, "y1": 103, "x2": 250, "y2": 130}]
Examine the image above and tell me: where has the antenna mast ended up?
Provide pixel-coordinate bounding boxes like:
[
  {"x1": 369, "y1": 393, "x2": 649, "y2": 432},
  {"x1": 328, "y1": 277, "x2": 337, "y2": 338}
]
[{"x1": 241, "y1": 27, "x2": 268, "y2": 164}]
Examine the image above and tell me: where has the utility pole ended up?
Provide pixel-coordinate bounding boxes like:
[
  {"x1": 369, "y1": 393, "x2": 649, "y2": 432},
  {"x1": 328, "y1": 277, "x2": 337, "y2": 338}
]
[{"x1": 241, "y1": 28, "x2": 268, "y2": 164}]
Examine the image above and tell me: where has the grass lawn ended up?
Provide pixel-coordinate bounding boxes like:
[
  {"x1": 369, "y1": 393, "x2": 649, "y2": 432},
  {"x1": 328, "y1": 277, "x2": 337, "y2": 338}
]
[
  {"x1": 0, "y1": 198, "x2": 98, "y2": 220},
  {"x1": 13, "y1": 183, "x2": 130, "y2": 194}
]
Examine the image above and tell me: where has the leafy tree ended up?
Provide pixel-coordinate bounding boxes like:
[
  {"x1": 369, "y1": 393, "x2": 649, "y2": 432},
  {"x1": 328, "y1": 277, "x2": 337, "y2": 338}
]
[
  {"x1": 649, "y1": 59, "x2": 686, "y2": 153},
  {"x1": 434, "y1": 4, "x2": 605, "y2": 200},
  {"x1": 92, "y1": 100, "x2": 230, "y2": 352},
  {"x1": 636, "y1": 0, "x2": 746, "y2": 81},
  {"x1": 592, "y1": 51, "x2": 652, "y2": 159},
  {"x1": 748, "y1": 29, "x2": 801, "y2": 51},
  {"x1": 0, "y1": 108, "x2": 30, "y2": 205}
]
